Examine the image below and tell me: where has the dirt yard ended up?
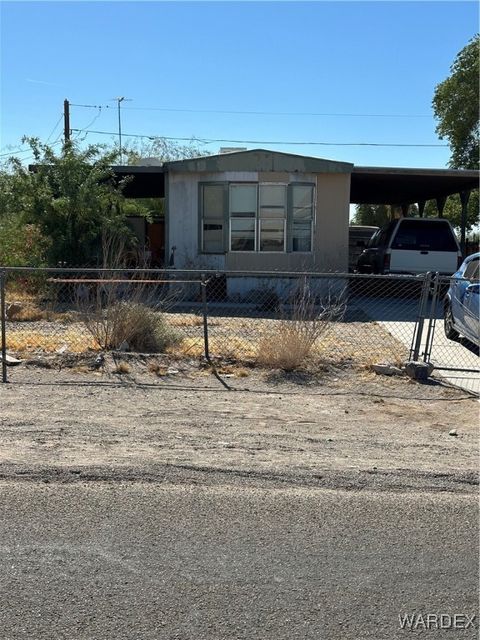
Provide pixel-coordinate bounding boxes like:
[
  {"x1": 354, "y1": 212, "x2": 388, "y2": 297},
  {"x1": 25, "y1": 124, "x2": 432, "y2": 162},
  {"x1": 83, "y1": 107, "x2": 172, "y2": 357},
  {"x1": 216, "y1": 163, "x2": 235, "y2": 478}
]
[{"x1": 0, "y1": 356, "x2": 477, "y2": 493}]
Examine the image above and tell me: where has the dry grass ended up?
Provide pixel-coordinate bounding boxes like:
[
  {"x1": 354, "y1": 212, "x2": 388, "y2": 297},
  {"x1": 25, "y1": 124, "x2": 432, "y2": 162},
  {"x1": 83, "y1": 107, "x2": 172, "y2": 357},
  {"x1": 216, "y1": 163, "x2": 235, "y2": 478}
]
[
  {"x1": 6, "y1": 329, "x2": 98, "y2": 354},
  {"x1": 6, "y1": 302, "x2": 74, "y2": 324},
  {"x1": 81, "y1": 302, "x2": 180, "y2": 352},
  {"x1": 256, "y1": 286, "x2": 344, "y2": 371},
  {"x1": 113, "y1": 362, "x2": 131, "y2": 375},
  {"x1": 170, "y1": 335, "x2": 258, "y2": 360},
  {"x1": 168, "y1": 314, "x2": 204, "y2": 328},
  {"x1": 4, "y1": 303, "x2": 408, "y2": 373},
  {"x1": 147, "y1": 361, "x2": 169, "y2": 377},
  {"x1": 316, "y1": 322, "x2": 408, "y2": 367},
  {"x1": 8, "y1": 306, "x2": 46, "y2": 322},
  {"x1": 257, "y1": 325, "x2": 326, "y2": 371}
]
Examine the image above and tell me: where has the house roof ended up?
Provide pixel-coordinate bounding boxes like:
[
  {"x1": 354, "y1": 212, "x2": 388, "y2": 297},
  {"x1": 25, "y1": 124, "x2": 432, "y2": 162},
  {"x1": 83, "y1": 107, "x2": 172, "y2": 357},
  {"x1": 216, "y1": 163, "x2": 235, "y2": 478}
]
[{"x1": 164, "y1": 148, "x2": 354, "y2": 174}]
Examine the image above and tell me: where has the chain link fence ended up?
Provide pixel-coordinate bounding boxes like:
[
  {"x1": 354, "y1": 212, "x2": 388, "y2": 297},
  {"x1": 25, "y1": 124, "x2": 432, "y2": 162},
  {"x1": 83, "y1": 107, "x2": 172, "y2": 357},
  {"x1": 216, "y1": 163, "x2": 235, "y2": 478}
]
[{"x1": 1, "y1": 267, "x2": 478, "y2": 392}]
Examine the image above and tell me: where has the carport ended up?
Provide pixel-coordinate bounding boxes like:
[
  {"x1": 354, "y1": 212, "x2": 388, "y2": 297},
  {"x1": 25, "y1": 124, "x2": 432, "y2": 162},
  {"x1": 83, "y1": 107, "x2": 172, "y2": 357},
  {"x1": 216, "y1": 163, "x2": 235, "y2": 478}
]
[{"x1": 351, "y1": 166, "x2": 478, "y2": 252}]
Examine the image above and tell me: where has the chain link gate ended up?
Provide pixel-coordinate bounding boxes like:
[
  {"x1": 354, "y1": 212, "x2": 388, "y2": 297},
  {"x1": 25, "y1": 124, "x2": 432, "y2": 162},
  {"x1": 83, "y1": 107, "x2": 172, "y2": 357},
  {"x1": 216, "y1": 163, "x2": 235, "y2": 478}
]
[{"x1": 411, "y1": 272, "x2": 480, "y2": 395}]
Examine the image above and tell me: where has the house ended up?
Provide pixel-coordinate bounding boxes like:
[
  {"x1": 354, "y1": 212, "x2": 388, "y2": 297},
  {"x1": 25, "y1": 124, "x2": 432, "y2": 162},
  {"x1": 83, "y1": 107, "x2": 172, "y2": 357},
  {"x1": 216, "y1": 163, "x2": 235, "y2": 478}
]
[
  {"x1": 164, "y1": 149, "x2": 353, "y2": 276},
  {"x1": 115, "y1": 149, "x2": 477, "y2": 279}
]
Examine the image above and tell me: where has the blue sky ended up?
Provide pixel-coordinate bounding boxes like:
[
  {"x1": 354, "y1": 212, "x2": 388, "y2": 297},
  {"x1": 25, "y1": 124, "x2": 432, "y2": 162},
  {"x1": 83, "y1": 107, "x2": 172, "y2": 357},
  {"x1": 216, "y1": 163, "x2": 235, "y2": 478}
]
[{"x1": 1, "y1": 1, "x2": 478, "y2": 168}]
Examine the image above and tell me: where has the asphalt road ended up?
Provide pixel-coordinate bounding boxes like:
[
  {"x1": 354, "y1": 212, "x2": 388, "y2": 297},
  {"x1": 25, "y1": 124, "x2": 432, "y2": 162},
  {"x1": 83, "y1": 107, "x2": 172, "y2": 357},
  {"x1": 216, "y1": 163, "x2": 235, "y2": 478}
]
[{"x1": 0, "y1": 481, "x2": 478, "y2": 640}]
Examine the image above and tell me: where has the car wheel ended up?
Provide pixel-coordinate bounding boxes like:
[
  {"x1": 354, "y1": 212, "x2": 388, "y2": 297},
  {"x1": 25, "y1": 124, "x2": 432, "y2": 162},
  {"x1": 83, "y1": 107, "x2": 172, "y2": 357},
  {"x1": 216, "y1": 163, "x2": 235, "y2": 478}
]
[{"x1": 444, "y1": 302, "x2": 460, "y2": 341}]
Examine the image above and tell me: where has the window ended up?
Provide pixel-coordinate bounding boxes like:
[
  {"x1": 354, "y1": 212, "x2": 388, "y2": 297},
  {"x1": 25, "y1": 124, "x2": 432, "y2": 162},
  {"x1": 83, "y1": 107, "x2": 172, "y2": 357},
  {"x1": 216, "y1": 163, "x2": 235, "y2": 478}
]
[
  {"x1": 200, "y1": 181, "x2": 315, "y2": 254},
  {"x1": 259, "y1": 185, "x2": 286, "y2": 252},
  {"x1": 391, "y1": 220, "x2": 459, "y2": 252},
  {"x1": 229, "y1": 184, "x2": 257, "y2": 251},
  {"x1": 291, "y1": 184, "x2": 313, "y2": 252},
  {"x1": 464, "y1": 258, "x2": 479, "y2": 282},
  {"x1": 200, "y1": 184, "x2": 225, "y2": 253}
]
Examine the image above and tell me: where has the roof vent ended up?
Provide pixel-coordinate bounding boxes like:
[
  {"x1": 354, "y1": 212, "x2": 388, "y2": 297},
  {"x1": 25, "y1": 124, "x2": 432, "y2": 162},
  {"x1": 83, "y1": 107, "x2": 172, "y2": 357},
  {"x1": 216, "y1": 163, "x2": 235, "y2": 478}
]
[
  {"x1": 219, "y1": 147, "x2": 248, "y2": 154},
  {"x1": 137, "y1": 157, "x2": 164, "y2": 166}
]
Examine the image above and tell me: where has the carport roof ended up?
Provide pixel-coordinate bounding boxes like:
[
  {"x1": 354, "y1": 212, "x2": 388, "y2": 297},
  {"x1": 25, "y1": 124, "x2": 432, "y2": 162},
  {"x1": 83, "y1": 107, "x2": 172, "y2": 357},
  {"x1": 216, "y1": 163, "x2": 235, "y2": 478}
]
[{"x1": 351, "y1": 166, "x2": 478, "y2": 204}]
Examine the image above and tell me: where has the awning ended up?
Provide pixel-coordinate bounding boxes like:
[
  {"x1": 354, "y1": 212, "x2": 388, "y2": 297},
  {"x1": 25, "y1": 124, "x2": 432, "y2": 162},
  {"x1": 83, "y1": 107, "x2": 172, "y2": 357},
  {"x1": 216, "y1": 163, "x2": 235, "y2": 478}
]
[{"x1": 351, "y1": 166, "x2": 478, "y2": 205}]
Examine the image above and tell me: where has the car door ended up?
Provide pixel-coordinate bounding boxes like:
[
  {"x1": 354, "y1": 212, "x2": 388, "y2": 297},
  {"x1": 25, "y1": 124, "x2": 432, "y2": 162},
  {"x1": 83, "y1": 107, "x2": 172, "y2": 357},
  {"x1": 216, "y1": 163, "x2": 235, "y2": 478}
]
[{"x1": 461, "y1": 258, "x2": 480, "y2": 343}]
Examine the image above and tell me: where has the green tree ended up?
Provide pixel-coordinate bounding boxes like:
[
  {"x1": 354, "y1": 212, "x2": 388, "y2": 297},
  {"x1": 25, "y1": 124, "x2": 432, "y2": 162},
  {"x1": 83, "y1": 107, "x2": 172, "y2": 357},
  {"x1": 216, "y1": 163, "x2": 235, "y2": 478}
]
[
  {"x1": 423, "y1": 190, "x2": 479, "y2": 231},
  {"x1": 433, "y1": 35, "x2": 479, "y2": 169},
  {"x1": 1, "y1": 138, "x2": 134, "y2": 266},
  {"x1": 352, "y1": 204, "x2": 391, "y2": 227}
]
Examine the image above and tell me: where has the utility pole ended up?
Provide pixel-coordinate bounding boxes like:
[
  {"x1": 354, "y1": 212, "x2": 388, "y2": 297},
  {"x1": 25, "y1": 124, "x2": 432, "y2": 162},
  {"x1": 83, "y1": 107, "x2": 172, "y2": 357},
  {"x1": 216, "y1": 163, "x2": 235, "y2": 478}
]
[
  {"x1": 111, "y1": 96, "x2": 132, "y2": 163},
  {"x1": 63, "y1": 99, "x2": 70, "y2": 144}
]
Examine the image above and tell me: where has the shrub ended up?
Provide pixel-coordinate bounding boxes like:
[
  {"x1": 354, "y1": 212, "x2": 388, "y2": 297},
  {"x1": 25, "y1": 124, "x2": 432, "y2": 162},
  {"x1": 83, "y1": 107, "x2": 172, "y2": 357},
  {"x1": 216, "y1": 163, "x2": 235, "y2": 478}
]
[
  {"x1": 83, "y1": 301, "x2": 179, "y2": 353},
  {"x1": 256, "y1": 280, "x2": 345, "y2": 371}
]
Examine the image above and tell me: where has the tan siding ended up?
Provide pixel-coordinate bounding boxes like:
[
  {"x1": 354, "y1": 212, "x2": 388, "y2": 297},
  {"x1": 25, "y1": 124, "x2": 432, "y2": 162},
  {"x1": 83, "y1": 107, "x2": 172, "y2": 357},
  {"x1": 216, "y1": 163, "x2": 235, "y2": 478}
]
[{"x1": 314, "y1": 173, "x2": 350, "y2": 272}]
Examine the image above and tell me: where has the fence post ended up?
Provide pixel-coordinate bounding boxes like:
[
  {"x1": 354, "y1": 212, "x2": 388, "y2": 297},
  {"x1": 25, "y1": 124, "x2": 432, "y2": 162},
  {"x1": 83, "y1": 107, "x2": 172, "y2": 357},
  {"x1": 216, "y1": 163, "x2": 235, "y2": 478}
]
[
  {"x1": 200, "y1": 276, "x2": 210, "y2": 362},
  {"x1": 1, "y1": 270, "x2": 7, "y2": 383},
  {"x1": 410, "y1": 272, "x2": 432, "y2": 361},
  {"x1": 422, "y1": 272, "x2": 440, "y2": 363}
]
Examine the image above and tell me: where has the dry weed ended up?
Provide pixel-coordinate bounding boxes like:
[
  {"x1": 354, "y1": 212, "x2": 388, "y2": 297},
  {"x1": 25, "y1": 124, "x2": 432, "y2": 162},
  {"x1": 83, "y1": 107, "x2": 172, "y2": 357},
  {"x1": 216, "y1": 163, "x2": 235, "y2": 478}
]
[
  {"x1": 256, "y1": 282, "x2": 345, "y2": 371},
  {"x1": 114, "y1": 362, "x2": 131, "y2": 375},
  {"x1": 148, "y1": 361, "x2": 168, "y2": 376},
  {"x1": 8, "y1": 306, "x2": 45, "y2": 322},
  {"x1": 6, "y1": 329, "x2": 98, "y2": 354},
  {"x1": 168, "y1": 314, "x2": 204, "y2": 328}
]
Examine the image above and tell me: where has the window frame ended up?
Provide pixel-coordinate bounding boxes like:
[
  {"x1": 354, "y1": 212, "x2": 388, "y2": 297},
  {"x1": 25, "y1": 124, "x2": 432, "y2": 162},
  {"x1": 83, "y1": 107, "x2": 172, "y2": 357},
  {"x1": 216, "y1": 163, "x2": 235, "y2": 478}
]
[
  {"x1": 199, "y1": 182, "x2": 228, "y2": 254},
  {"x1": 258, "y1": 183, "x2": 287, "y2": 253},
  {"x1": 199, "y1": 180, "x2": 316, "y2": 255},
  {"x1": 228, "y1": 182, "x2": 258, "y2": 252},
  {"x1": 288, "y1": 182, "x2": 315, "y2": 253}
]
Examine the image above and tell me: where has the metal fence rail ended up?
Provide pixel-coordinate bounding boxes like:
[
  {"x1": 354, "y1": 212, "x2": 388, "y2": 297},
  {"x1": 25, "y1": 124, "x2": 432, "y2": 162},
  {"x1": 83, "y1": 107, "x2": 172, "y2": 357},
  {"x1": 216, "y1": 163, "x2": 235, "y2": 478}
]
[{"x1": 0, "y1": 267, "x2": 478, "y2": 392}]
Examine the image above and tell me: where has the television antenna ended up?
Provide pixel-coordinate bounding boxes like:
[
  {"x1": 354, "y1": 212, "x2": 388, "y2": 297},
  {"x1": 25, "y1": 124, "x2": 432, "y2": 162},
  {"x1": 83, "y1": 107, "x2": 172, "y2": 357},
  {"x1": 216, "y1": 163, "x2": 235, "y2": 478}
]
[{"x1": 110, "y1": 96, "x2": 132, "y2": 162}]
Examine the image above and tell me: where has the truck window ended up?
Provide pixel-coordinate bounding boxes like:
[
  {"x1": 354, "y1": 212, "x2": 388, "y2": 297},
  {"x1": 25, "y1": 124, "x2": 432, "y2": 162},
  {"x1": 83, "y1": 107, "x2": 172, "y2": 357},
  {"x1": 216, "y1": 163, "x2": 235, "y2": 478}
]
[{"x1": 391, "y1": 220, "x2": 458, "y2": 252}]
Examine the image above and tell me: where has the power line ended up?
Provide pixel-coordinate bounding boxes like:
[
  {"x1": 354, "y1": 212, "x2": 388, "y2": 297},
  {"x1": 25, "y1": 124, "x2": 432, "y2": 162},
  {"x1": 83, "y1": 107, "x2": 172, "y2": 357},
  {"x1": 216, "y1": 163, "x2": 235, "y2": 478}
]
[
  {"x1": 71, "y1": 127, "x2": 448, "y2": 148},
  {"x1": 46, "y1": 113, "x2": 64, "y2": 143},
  {"x1": 69, "y1": 102, "x2": 432, "y2": 119},
  {"x1": 72, "y1": 106, "x2": 103, "y2": 141},
  {"x1": 0, "y1": 139, "x2": 64, "y2": 160}
]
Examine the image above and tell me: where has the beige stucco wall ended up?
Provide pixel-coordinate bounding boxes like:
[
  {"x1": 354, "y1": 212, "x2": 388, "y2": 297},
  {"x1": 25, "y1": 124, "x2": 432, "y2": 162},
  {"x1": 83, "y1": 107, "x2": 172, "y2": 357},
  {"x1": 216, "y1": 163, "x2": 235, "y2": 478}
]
[
  {"x1": 167, "y1": 170, "x2": 350, "y2": 273},
  {"x1": 313, "y1": 173, "x2": 351, "y2": 273}
]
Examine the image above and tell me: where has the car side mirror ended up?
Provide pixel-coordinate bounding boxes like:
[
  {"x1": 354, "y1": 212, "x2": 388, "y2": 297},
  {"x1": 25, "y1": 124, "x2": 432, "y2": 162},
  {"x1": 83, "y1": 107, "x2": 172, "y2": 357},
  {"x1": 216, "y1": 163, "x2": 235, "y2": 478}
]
[{"x1": 466, "y1": 283, "x2": 480, "y2": 294}]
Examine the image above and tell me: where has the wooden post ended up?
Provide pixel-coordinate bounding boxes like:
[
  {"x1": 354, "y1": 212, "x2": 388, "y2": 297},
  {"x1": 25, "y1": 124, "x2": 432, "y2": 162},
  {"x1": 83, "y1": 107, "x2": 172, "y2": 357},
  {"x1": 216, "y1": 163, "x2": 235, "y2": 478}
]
[{"x1": 63, "y1": 99, "x2": 70, "y2": 144}]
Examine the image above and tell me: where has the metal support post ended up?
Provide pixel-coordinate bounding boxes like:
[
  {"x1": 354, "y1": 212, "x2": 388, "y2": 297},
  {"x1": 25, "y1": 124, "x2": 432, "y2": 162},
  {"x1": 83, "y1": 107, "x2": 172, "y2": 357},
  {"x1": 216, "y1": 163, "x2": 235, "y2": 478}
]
[
  {"x1": 410, "y1": 272, "x2": 432, "y2": 361},
  {"x1": 201, "y1": 277, "x2": 210, "y2": 362},
  {"x1": 1, "y1": 270, "x2": 7, "y2": 383},
  {"x1": 423, "y1": 273, "x2": 440, "y2": 363}
]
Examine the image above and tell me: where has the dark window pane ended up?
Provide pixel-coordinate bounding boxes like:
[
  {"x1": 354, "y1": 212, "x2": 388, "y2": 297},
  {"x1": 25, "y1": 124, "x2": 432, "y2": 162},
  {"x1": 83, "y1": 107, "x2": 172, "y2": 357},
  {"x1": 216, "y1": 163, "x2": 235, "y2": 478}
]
[
  {"x1": 260, "y1": 220, "x2": 285, "y2": 252},
  {"x1": 203, "y1": 222, "x2": 224, "y2": 253},
  {"x1": 391, "y1": 220, "x2": 458, "y2": 251},
  {"x1": 293, "y1": 222, "x2": 312, "y2": 252},
  {"x1": 231, "y1": 219, "x2": 255, "y2": 251}
]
